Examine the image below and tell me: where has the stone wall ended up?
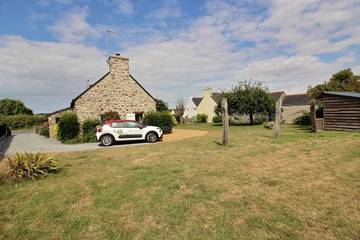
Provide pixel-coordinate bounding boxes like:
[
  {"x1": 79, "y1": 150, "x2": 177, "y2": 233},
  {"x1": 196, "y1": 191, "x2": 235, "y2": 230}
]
[
  {"x1": 282, "y1": 105, "x2": 310, "y2": 124},
  {"x1": 73, "y1": 55, "x2": 156, "y2": 123}
]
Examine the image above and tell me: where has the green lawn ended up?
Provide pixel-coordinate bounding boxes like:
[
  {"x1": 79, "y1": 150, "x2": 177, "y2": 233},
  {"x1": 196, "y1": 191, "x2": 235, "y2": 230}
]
[{"x1": 1, "y1": 125, "x2": 360, "y2": 239}]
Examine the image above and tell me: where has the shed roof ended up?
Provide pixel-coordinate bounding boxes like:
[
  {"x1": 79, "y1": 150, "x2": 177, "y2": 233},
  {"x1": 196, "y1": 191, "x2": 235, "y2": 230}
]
[
  {"x1": 283, "y1": 94, "x2": 311, "y2": 106},
  {"x1": 321, "y1": 91, "x2": 360, "y2": 99}
]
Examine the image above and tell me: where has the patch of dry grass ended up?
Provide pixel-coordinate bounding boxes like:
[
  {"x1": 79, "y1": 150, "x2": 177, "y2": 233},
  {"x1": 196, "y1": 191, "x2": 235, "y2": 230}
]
[{"x1": 1, "y1": 124, "x2": 360, "y2": 239}]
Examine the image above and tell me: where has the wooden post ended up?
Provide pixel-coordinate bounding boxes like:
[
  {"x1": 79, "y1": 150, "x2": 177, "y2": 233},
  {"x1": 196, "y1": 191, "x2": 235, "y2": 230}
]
[
  {"x1": 274, "y1": 99, "x2": 282, "y2": 138},
  {"x1": 310, "y1": 100, "x2": 317, "y2": 132},
  {"x1": 222, "y1": 97, "x2": 229, "y2": 145}
]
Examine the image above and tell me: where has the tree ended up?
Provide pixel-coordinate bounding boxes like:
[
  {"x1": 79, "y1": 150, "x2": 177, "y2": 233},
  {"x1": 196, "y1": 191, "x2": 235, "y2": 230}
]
[
  {"x1": 215, "y1": 81, "x2": 275, "y2": 125},
  {"x1": 0, "y1": 98, "x2": 33, "y2": 115},
  {"x1": 155, "y1": 99, "x2": 169, "y2": 112},
  {"x1": 308, "y1": 68, "x2": 360, "y2": 99},
  {"x1": 175, "y1": 98, "x2": 185, "y2": 124}
]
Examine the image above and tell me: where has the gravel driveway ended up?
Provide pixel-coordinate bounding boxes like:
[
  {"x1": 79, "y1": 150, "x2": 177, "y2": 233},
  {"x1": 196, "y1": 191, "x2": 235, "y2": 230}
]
[{"x1": 4, "y1": 131, "x2": 147, "y2": 154}]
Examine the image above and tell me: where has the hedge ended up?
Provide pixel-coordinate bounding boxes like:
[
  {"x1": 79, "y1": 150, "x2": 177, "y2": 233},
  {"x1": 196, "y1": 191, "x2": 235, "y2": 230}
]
[
  {"x1": 58, "y1": 112, "x2": 80, "y2": 141},
  {"x1": 82, "y1": 119, "x2": 100, "y2": 142},
  {"x1": 144, "y1": 112, "x2": 173, "y2": 134},
  {"x1": 294, "y1": 113, "x2": 311, "y2": 126},
  {"x1": 196, "y1": 114, "x2": 208, "y2": 123},
  {"x1": 0, "y1": 114, "x2": 47, "y2": 129}
]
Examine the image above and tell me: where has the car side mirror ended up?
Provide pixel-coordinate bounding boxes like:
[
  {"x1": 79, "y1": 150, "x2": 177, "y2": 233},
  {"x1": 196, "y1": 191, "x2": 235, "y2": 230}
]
[{"x1": 137, "y1": 125, "x2": 144, "y2": 129}]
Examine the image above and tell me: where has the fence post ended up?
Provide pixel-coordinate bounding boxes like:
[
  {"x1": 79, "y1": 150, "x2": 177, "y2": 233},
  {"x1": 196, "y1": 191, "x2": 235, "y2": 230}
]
[
  {"x1": 222, "y1": 97, "x2": 229, "y2": 145},
  {"x1": 310, "y1": 100, "x2": 317, "y2": 132},
  {"x1": 274, "y1": 99, "x2": 282, "y2": 138}
]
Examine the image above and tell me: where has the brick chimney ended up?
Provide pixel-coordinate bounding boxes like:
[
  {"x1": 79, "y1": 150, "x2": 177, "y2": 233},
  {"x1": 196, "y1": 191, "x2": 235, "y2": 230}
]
[
  {"x1": 203, "y1": 87, "x2": 213, "y2": 98},
  {"x1": 108, "y1": 53, "x2": 129, "y2": 76}
]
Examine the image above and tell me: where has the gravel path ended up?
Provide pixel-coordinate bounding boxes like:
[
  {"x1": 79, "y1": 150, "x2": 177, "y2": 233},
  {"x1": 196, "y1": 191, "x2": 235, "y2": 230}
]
[{"x1": 4, "y1": 131, "x2": 146, "y2": 154}]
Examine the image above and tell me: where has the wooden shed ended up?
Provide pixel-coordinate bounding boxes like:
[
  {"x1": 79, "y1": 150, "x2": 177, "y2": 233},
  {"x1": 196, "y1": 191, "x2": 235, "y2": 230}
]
[{"x1": 320, "y1": 91, "x2": 360, "y2": 131}]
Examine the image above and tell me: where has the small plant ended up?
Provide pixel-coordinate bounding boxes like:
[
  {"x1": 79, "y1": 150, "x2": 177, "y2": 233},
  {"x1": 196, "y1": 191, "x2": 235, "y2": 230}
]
[
  {"x1": 3, "y1": 152, "x2": 60, "y2": 182},
  {"x1": 82, "y1": 118, "x2": 100, "y2": 142},
  {"x1": 39, "y1": 127, "x2": 49, "y2": 138},
  {"x1": 196, "y1": 114, "x2": 208, "y2": 123},
  {"x1": 144, "y1": 111, "x2": 173, "y2": 134},
  {"x1": 294, "y1": 113, "x2": 311, "y2": 126},
  {"x1": 58, "y1": 112, "x2": 80, "y2": 141},
  {"x1": 212, "y1": 115, "x2": 222, "y2": 124},
  {"x1": 170, "y1": 114, "x2": 178, "y2": 126},
  {"x1": 104, "y1": 111, "x2": 120, "y2": 121},
  {"x1": 263, "y1": 121, "x2": 274, "y2": 129}
]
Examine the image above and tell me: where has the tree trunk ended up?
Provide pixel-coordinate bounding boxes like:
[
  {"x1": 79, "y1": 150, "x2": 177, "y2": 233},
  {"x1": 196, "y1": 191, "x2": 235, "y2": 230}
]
[
  {"x1": 249, "y1": 114, "x2": 254, "y2": 125},
  {"x1": 222, "y1": 98, "x2": 229, "y2": 145}
]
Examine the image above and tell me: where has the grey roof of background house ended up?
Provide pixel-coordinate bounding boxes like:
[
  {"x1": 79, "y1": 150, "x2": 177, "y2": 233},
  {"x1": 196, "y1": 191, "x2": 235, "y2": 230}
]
[
  {"x1": 322, "y1": 91, "x2": 360, "y2": 99},
  {"x1": 192, "y1": 97, "x2": 203, "y2": 107},
  {"x1": 268, "y1": 91, "x2": 285, "y2": 101},
  {"x1": 211, "y1": 93, "x2": 222, "y2": 103},
  {"x1": 283, "y1": 93, "x2": 311, "y2": 106}
]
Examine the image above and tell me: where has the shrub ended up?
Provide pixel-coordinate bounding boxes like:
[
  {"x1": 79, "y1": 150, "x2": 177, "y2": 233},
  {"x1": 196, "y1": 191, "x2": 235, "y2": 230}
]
[
  {"x1": 212, "y1": 115, "x2": 222, "y2": 123},
  {"x1": 82, "y1": 118, "x2": 100, "y2": 143},
  {"x1": 0, "y1": 114, "x2": 46, "y2": 129},
  {"x1": 171, "y1": 114, "x2": 178, "y2": 126},
  {"x1": 263, "y1": 121, "x2": 274, "y2": 129},
  {"x1": 294, "y1": 113, "x2": 311, "y2": 126},
  {"x1": 196, "y1": 114, "x2": 208, "y2": 123},
  {"x1": 58, "y1": 112, "x2": 80, "y2": 141},
  {"x1": 4, "y1": 152, "x2": 59, "y2": 182},
  {"x1": 39, "y1": 127, "x2": 49, "y2": 138},
  {"x1": 144, "y1": 111, "x2": 173, "y2": 134},
  {"x1": 104, "y1": 111, "x2": 120, "y2": 121}
]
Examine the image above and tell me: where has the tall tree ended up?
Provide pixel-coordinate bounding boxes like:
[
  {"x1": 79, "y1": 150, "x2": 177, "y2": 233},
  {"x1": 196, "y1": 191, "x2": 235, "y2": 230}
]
[
  {"x1": 175, "y1": 98, "x2": 185, "y2": 125},
  {"x1": 0, "y1": 98, "x2": 33, "y2": 115},
  {"x1": 155, "y1": 99, "x2": 169, "y2": 112},
  {"x1": 308, "y1": 68, "x2": 360, "y2": 99},
  {"x1": 216, "y1": 81, "x2": 274, "y2": 125}
]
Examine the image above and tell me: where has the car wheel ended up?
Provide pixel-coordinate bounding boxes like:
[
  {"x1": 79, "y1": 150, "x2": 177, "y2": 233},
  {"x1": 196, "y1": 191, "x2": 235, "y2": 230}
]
[
  {"x1": 100, "y1": 135, "x2": 114, "y2": 146},
  {"x1": 146, "y1": 132, "x2": 157, "y2": 143}
]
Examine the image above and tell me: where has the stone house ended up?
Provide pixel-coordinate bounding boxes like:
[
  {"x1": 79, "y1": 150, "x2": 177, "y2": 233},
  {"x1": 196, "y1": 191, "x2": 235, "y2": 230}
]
[
  {"x1": 48, "y1": 54, "x2": 156, "y2": 138},
  {"x1": 282, "y1": 93, "x2": 311, "y2": 123}
]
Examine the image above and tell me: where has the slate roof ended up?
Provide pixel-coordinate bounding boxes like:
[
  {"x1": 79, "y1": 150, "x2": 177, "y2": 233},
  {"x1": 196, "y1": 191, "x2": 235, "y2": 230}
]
[
  {"x1": 283, "y1": 93, "x2": 311, "y2": 106},
  {"x1": 211, "y1": 93, "x2": 222, "y2": 103},
  {"x1": 321, "y1": 91, "x2": 360, "y2": 99},
  {"x1": 192, "y1": 97, "x2": 203, "y2": 107},
  {"x1": 268, "y1": 91, "x2": 285, "y2": 101}
]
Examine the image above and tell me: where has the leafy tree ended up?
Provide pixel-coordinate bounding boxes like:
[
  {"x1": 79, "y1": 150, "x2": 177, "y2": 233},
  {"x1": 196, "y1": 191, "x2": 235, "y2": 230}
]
[
  {"x1": 155, "y1": 99, "x2": 169, "y2": 112},
  {"x1": 215, "y1": 81, "x2": 275, "y2": 125},
  {"x1": 175, "y1": 98, "x2": 185, "y2": 124},
  {"x1": 58, "y1": 112, "x2": 80, "y2": 141},
  {"x1": 308, "y1": 68, "x2": 360, "y2": 99},
  {"x1": 0, "y1": 99, "x2": 33, "y2": 115}
]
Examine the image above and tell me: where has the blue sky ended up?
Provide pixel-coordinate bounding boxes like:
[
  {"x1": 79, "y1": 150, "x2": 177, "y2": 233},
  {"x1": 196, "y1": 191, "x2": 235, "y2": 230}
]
[{"x1": 0, "y1": 0, "x2": 360, "y2": 113}]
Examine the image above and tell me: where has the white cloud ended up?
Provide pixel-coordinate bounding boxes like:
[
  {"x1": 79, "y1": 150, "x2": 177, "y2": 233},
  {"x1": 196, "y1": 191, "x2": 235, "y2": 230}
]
[
  {"x1": 49, "y1": 7, "x2": 100, "y2": 43},
  {"x1": 0, "y1": 35, "x2": 107, "y2": 113},
  {"x1": 146, "y1": 0, "x2": 182, "y2": 20},
  {"x1": 112, "y1": 0, "x2": 134, "y2": 16}
]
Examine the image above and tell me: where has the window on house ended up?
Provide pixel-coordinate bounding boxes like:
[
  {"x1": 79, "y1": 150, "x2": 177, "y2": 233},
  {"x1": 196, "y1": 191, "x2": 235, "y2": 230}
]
[
  {"x1": 98, "y1": 114, "x2": 105, "y2": 124},
  {"x1": 55, "y1": 117, "x2": 60, "y2": 123}
]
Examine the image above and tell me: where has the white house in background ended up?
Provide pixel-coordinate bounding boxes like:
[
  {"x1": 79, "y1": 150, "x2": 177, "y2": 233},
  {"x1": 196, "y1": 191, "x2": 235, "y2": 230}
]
[
  {"x1": 196, "y1": 87, "x2": 222, "y2": 123},
  {"x1": 183, "y1": 97, "x2": 203, "y2": 119}
]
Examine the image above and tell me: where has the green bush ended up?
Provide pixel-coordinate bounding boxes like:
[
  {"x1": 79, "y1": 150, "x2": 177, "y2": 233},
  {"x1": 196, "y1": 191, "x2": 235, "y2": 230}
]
[
  {"x1": 104, "y1": 111, "x2": 120, "y2": 121},
  {"x1": 263, "y1": 121, "x2": 274, "y2": 129},
  {"x1": 3, "y1": 152, "x2": 59, "y2": 182},
  {"x1": 58, "y1": 112, "x2": 80, "y2": 141},
  {"x1": 294, "y1": 113, "x2": 311, "y2": 126},
  {"x1": 0, "y1": 114, "x2": 46, "y2": 129},
  {"x1": 171, "y1": 114, "x2": 178, "y2": 126},
  {"x1": 196, "y1": 114, "x2": 208, "y2": 123},
  {"x1": 82, "y1": 118, "x2": 100, "y2": 143},
  {"x1": 144, "y1": 111, "x2": 173, "y2": 134},
  {"x1": 39, "y1": 127, "x2": 49, "y2": 138},
  {"x1": 212, "y1": 115, "x2": 222, "y2": 123}
]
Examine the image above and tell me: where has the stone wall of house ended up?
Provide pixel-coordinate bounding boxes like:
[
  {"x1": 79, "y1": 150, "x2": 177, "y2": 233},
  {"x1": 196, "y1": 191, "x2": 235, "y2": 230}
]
[
  {"x1": 196, "y1": 88, "x2": 218, "y2": 123},
  {"x1": 282, "y1": 105, "x2": 310, "y2": 124},
  {"x1": 73, "y1": 55, "x2": 156, "y2": 123}
]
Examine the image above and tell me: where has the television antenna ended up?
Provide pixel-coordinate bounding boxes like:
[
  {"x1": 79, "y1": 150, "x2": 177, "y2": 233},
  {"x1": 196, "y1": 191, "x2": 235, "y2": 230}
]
[{"x1": 105, "y1": 29, "x2": 121, "y2": 56}]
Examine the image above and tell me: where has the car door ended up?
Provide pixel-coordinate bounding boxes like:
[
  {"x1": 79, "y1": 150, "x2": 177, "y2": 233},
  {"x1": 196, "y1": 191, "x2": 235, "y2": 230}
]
[
  {"x1": 123, "y1": 121, "x2": 144, "y2": 139},
  {"x1": 111, "y1": 122, "x2": 131, "y2": 140}
]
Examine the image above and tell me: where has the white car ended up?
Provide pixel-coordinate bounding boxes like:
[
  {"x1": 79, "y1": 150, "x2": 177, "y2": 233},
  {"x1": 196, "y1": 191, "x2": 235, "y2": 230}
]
[{"x1": 96, "y1": 120, "x2": 163, "y2": 146}]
